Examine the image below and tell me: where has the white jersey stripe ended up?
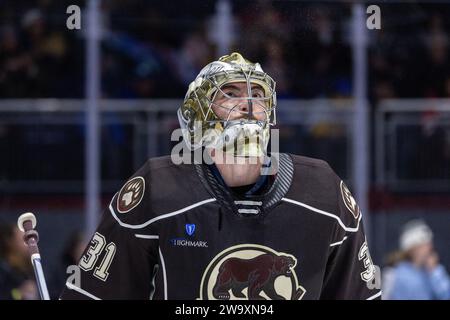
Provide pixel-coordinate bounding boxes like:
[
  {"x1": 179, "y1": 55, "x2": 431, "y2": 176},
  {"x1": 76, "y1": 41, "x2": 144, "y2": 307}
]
[
  {"x1": 65, "y1": 282, "x2": 101, "y2": 300},
  {"x1": 234, "y1": 200, "x2": 263, "y2": 206},
  {"x1": 281, "y1": 198, "x2": 362, "y2": 232},
  {"x1": 237, "y1": 209, "x2": 260, "y2": 214},
  {"x1": 135, "y1": 234, "x2": 159, "y2": 239},
  {"x1": 109, "y1": 196, "x2": 216, "y2": 229},
  {"x1": 329, "y1": 236, "x2": 348, "y2": 247},
  {"x1": 366, "y1": 291, "x2": 382, "y2": 300},
  {"x1": 159, "y1": 247, "x2": 168, "y2": 300}
]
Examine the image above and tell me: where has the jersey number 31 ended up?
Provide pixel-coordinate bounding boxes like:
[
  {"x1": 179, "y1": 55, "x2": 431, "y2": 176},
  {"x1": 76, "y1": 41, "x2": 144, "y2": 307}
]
[{"x1": 79, "y1": 232, "x2": 117, "y2": 282}]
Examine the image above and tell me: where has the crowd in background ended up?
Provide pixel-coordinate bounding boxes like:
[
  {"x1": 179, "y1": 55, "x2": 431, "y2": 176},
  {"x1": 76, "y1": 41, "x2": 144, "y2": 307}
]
[
  {"x1": 0, "y1": 223, "x2": 86, "y2": 300},
  {"x1": 1, "y1": 1, "x2": 449, "y2": 181},
  {"x1": 1, "y1": 1, "x2": 450, "y2": 100},
  {"x1": 382, "y1": 220, "x2": 450, "y2": 300},
  {"x1": 1, "y1": 1, "x2": 450, "y2": 300}
]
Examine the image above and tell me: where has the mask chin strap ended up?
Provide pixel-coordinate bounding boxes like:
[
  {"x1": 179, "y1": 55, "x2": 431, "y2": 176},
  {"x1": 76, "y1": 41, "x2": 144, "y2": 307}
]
[
  {"x1": 247, "y1": 99, "x2": 253, "y2": 120},
  {"x1": 240, "y1": 64, "x2": 255, "y2": 121},
  {"x1": 246, "y1": 78, "x2": 253, "y2": 121}
]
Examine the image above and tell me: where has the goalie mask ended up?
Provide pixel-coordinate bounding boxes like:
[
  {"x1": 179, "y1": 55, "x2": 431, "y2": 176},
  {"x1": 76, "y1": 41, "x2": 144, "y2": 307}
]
[{"x1": 177, "y1": 52, "x2": 277, "y2": 158}]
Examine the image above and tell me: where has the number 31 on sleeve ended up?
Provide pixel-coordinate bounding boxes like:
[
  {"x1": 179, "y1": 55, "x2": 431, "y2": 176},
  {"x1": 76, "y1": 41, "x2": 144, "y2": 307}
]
[{"x1": 79, "y1": 232, "x2": 116, "y2": 281}]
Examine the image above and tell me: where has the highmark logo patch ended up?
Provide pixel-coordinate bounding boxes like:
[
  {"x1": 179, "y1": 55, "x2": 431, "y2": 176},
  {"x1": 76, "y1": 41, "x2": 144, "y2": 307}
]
[
  {"x1": 186, "y1": 224, "x2": 196, "y2": 236},
  {"x1": 170, "y1": 238, "x2": 208, "y2": 248},
  {"x1": 170, "y1": 223, "x2": 207, "y2": 248}
]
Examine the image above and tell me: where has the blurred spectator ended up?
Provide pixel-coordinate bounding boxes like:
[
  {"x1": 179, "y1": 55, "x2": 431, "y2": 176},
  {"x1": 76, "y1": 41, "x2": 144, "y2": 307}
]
[
  {"x1": 0, "y1": 24, "x2": 34, "y2": 97},
  {"x1": 49, "y1": 231, "x2": 86, "y2": 299},
  {"x1": 62, "y1": 231, "x2": 86, "y2": 270},
  {"x1": 0, "y1": 223, "x2": 38, "y2": 300},
  {"x1": 2, "y1": 1, "x2": 450, "y2": 101},
  {"x1": 236, "y1": 0, "x2": 289, "y2": 61},
  {"x1": 381, "y1": 250, "x2": 407, "y2": 300},
  {"x1": 384, "y1": 220, "x2": 450, "y2": 300},
  {"x1": 373, "y1": 79, "x2": 396, "y2": 102},
  {"x1": 175, "y1": 31, "x2": 214, "y2": 86},
  {"x1": 261, "y1": 37, "x2": 292, "y2": 97},
  {"x1": 411, "y1": 111, "x2": 450, "y2": 180},
  {"x1": 422, "y1": 14, "x2": 449, "y2": 97}
]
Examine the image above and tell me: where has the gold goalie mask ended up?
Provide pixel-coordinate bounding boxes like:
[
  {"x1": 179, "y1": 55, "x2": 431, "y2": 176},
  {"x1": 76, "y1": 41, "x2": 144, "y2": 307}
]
[{"x1": 177, "y1": 52, "x2": 277, "y2": 158}]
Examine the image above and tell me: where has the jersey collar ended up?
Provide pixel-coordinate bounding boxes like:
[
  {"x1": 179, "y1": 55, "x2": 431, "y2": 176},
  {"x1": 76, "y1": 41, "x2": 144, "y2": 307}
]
[{"x1": 195, "y1": 153, "x2": 294, "y2": 217}]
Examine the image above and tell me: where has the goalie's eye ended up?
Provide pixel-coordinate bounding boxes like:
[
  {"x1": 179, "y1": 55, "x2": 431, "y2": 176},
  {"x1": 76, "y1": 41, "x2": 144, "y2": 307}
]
[
  {"x1": 224, "y1": 90, "x2": 236, "y2": 97},
  {"x1": 252, "y1": 90, "x2": 264, "y2": 98}
]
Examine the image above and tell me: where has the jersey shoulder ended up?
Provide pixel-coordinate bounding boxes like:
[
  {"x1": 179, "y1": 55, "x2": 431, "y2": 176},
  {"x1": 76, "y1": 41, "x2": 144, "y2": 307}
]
[
  {"x1": 289, "y1": 154, "x2": 332, "y2": 170},
  {"x1": 286, "y1": 154, "x2": 361, "y2": 231},
  {"x1": 108, "y1": 156, "x2": 212, "y2": 229},
  {"x1": 287, "y1": 153, "x2": 337, "y2": 205}
]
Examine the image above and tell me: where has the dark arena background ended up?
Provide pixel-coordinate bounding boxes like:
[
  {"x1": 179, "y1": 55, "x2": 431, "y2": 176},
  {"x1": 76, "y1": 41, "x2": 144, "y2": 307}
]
[{"x1": 0, "y1": 0, "x2": 449, "y2": 301}]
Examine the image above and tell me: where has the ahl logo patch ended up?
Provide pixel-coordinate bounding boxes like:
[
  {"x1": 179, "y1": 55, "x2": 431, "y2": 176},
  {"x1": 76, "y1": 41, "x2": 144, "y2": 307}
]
[
  {"x1": 117, "y1": 176, "x2": 145, "y2": 213},
  {"x1": 198, "y1": 244, "x2": 306, "y2": 300},
  {"x1": 340, "y1": 181, "x2": 361, "y2": 219}
]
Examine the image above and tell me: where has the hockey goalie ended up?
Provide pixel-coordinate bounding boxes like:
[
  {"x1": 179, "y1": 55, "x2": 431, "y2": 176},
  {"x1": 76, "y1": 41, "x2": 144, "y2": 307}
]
[{"x1": 60, "y1": 52, "x2": 381, "y2": 300}]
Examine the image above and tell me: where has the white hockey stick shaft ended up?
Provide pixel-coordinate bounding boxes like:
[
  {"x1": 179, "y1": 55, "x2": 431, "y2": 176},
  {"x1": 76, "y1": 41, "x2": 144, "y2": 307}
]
[
  {"x1": 18, "y1": 212, "x2": 51, "y2": 300},
  {"x1": 31, "y1": 253, "x2": 50, "y2": 300}
]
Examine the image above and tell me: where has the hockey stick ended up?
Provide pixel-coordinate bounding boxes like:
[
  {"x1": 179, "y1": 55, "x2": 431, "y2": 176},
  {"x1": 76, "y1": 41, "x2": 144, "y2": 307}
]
[{"x1": 17, "y1": 212, "x2": 51, "y2": 300}]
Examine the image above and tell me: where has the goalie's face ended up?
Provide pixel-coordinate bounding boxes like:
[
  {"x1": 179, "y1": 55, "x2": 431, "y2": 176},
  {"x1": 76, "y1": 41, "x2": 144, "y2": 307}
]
[
  {"x1": 211, "y1": 82, "x2": 268, "y2": 122},
  {"x1": 177, "y1": 53, "x2": 276, "y2": 159}
]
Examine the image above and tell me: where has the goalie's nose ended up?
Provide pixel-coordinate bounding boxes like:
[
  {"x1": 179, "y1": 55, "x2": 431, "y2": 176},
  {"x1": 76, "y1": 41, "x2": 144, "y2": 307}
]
[
  {"x1": 236, "y1": 99, "x2": 254, "y2": 119},
  {"x1": 235, "y1": 100, "x2": 267, "y2": 122}
]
